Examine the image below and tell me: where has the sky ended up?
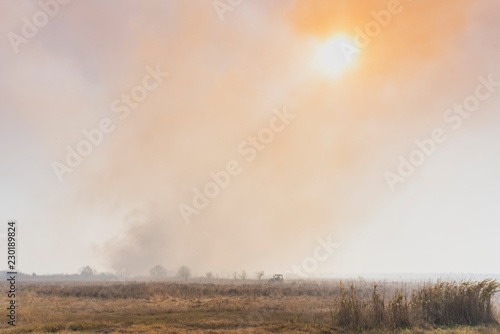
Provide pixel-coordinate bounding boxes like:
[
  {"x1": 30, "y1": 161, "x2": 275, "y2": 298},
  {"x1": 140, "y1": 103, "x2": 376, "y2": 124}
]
[{"x1": 0, "y1": 0, "x2": 499, "y2": 277}]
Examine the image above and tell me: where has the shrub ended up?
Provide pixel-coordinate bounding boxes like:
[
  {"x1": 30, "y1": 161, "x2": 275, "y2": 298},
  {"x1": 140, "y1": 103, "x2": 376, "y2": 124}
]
[{"x1": 333, "y1": 280, "x2": 499, "y2": 329}]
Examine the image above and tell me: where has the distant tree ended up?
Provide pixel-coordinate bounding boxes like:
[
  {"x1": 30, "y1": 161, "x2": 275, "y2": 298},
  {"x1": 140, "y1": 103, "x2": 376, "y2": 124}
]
[
  {"x1": 150, "y1": 265, "x2": 167, "y2": 278},
  {"x1": 233, "y1": 272, "x2": 238, "y2": 280},
  {"x1": 239, "y1": 270, "x2": 247, "y2": 280},
  {"x1": 205, "y1": 271, "x2": 213, "y2": 279},
  {"x1": 80, "y1": 265, "x2": 96, "y2": 276},
  {"x1": 256, "y1": 270, "x2": 264, "y2": 280},
  {"x1": 177, "y1": 265, "x2": 191, "y2": 281},
  {"x1": 32, "y1": 272, "x2": 37, "y2": 277}
]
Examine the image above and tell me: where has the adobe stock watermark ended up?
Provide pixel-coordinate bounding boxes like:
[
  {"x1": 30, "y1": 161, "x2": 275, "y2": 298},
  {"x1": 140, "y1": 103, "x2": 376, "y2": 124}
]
[
  {"x1": 385, "y1": 74, "x2": 499, "y2": 192},
  {"x1": 179, "y1": 106, "x2": 295, "y2": 224},
  {"x1": 284, "y1": 235, "x2": 340, "y2": 279},
  {"x1": 340, "y1": 0, "x2": 406, "y2": 64},
  {"x1": 51, "y1": 65, "x2": 168, "y2": 183},
  {"x1": 236, "y1": 234, "x2": 339, "y2": 332},
  {"x1": 213, "y1": 0, "x2": 243, "y2": 21},
  {"x1": 7, "y1": 0, "x2": 72, "y2": 55}
]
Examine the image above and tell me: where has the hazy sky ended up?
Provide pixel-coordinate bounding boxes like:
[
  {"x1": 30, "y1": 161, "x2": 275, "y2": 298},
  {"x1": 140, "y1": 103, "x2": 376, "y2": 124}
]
[{"x1": 1, "y1": 0, "x2": 499, "y2": 276}]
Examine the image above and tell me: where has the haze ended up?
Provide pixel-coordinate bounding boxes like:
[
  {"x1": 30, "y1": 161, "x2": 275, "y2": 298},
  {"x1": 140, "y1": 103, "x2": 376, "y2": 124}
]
[{"x1": 1, "y1": 0, "x2": 499, "y2": 277}]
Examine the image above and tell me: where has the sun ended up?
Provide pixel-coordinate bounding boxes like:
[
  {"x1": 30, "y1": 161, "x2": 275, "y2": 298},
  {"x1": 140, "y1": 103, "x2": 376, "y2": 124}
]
[{"x1": 313, "y1": 35, "x2": 358, "y2": 78}]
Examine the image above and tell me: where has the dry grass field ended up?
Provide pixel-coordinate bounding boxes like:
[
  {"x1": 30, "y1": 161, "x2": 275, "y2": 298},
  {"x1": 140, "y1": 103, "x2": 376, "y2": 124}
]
[{"x1": 1, "y1": 280, "x2": 499, "y2": 333}]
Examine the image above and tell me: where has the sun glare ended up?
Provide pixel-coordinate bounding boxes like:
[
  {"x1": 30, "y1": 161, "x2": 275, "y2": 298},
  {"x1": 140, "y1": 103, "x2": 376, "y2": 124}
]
[{"x1": 313, "y1": 35, "x2": 358, "y2": 78}]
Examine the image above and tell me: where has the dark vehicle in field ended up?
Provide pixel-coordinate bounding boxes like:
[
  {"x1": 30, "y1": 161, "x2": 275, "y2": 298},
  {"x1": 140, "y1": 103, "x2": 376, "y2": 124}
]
[{"x1": 268, "y1": 274, "x2": 284, "y2": 283}]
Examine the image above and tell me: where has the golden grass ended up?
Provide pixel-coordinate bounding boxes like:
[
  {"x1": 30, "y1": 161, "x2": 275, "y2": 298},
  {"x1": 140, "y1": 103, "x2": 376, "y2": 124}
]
[{"x1": 0, "y1": 280, "x2": 498, "y2": 333}]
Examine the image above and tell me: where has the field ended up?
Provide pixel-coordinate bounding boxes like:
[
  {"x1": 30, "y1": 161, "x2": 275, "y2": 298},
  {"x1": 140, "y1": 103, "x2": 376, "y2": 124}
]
[{"x1": 1, "y1": 279, "x2": 499, "y2": 333}]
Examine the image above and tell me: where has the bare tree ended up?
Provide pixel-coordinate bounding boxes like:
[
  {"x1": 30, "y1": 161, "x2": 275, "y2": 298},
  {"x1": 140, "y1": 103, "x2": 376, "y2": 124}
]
[
  {"x1": 239, "y1": 270, "x2": 247, "y2": 280},
  {"x1": 177, "y1": 265, "x2": 191, "y2": 281},
  {"x1": 232, "y1": 272, "x2": 238, "y2": 280},
  {"x1": 205, "y1": 271, "x2": 213, "y2": 279},
  {"x1": 149, "y1": 265, "x2": 167, "y2": 278},
  {"x1": 256, "y1": 270, "x2": 265, "y2": 280}
]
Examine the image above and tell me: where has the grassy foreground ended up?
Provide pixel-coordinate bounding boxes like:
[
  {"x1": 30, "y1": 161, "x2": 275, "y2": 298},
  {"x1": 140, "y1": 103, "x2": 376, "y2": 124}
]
[{"x1": 0, "y1": 280, "x2": 498, "y2": 333}]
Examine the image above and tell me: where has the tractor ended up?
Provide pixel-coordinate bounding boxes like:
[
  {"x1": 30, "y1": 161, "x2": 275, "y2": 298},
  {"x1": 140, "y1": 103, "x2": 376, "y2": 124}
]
[{"x1": 268, "y1": 274, "x2": 284, "y2": 283}]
